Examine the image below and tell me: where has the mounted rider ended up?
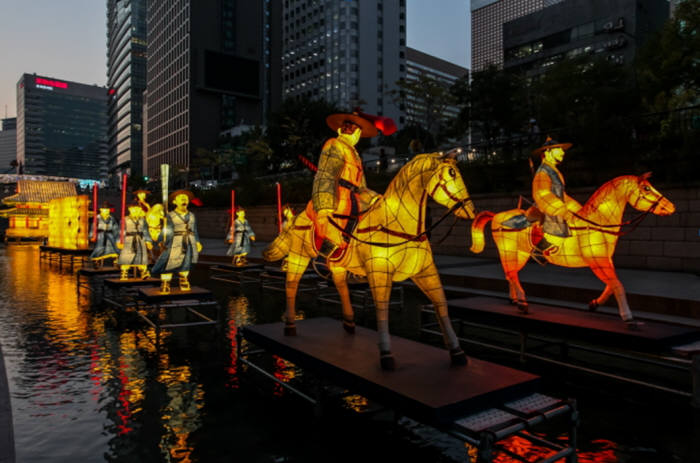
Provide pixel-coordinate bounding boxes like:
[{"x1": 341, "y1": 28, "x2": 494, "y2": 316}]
[
  {"x1": 307, "y1": 111, "x2": 382, "y2": 261},
  {"x1": 530, "y1": 136, "x2": 582, "y2": 260}
]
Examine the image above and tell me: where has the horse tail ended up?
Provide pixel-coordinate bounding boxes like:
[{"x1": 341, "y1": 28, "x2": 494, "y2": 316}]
[
  {"x1": 470, "y1": 211, "x2": 495, "y2": 254},
  {"x1": 263, "y1": 230, "x2": 292, "y2": 262}
]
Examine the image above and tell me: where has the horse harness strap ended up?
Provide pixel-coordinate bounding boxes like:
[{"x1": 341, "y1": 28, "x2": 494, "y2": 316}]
[
  {"x1": 338, "y1": 178, "x2": 360, "y2": 193},
  {"x1": 356, "y1": 224, "x2": 428, "y2": 242}
]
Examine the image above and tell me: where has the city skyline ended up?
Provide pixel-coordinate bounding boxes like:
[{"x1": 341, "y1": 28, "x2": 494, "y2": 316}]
[{"x1": 0, "y1": 0, "x2": 470, "y2": 120}]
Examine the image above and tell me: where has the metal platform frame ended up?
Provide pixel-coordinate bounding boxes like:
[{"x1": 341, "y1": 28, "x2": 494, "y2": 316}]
[
  {"x1": 421, "y1": 304, "x2": 700, "y2": 406},
  {"x1": 259, "y1": 268, "x2": 324, "y2": 294},
  {"x1": 209, "y1": 263, "x2": 265, "y2": 285},
  {"x1": 134, "y1": 287, "x2": 220, "y2": 338},
  {"x1": 238, "y1": 323, "x2": 578, "y2": 463},
  {"x1": 316, "y1": 283, "x2": 404, "y2": 315},
  {"x1": 39, "y1": 246, "x2": 93, "y2": 271},
  {"x1": 76, "y1": 267, "x2": 120, "y2": 302}
]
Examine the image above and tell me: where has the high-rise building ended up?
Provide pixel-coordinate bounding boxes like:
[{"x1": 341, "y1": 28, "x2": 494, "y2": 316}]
[
  {"x1": 16, "y1": 74, "x2": 108, "y2": 180},
  {"x1": 471, "y1": 0, "x2": 553, "y2": 71},
  {"x1": 106, "y1": 0, "x2": 148, "y2": 182},
  {"x1": 0, "y1": 118, "x2": 17, "y2": 173},
  {"x1": 404, "y1": 48, "x2": 467, "y2": 132},
  {"x1": 503, "y1": 0, "x2": 669, "y2": 76},
  {"x1": 281, "y1": 0, "x2": 407, "y2": 125},
  {"x1": 144, "y1": 0, "x2": 282, "y2": 178}
]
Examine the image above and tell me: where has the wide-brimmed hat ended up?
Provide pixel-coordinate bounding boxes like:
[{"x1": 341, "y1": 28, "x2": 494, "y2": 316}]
[
  {"x1": 326, "y1": 112, "x2": 378, "y2": 138},
  {"x1": 532, "y1": 136, "x2": 572, "y2": 156},
  {"x1": 168, "y1": 189, "x2": 198, "y2": 205},
  {"x1": 133, "y1": 189, "x2": 150, "y2": 196},
  {"x1": 127, "y1": 201, "x2": 148, "y2": 212}
]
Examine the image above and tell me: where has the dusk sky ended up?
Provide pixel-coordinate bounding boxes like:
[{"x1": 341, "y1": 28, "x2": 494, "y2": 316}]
[{"x1": 0, "y1": 0, "x2": 469, "y2": 120}]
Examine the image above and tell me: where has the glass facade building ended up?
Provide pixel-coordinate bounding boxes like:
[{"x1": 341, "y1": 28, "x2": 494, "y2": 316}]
[
  {"x1": 144, "y1": 0, "x2": 281, "y2": 178},
  {"x1": 282, "y1": 0, "x2": 406, "y2": 125},
  {"x1": 16, "y1": 74, "x2": 108, "y2": 180},
  {"x1": 107, "y1": 0, "x2": 148, "y2": 182}
]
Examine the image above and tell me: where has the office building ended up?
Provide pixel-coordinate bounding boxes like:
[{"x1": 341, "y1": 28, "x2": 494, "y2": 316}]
[
  {"x1": 404, "y1": 48, "x2": 467, "y2": 132},
  {"x1": 471, "y1": 0, "x2": 553, "y2": 71},
  {"x1": 503, "y1": 0, "x2": 669, "y2": 75},
  {"x1": 107, "y1": 0, "x2": 148, "y2": 182},
  {"x1": 16, "y1": 74, "x2": 108, "y2": 180},
  {"x1": 0, "y1": 118, "x2": 17, "y2": 173},
  {"x1": 144, "y1": 0, "x2": 282, "y2": 178},
  {"x1": 281, "y1": 0, "x2": 406, "y2": 125}
]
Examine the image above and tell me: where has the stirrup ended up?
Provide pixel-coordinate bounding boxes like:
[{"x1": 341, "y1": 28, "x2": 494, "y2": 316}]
[{"x1": 318, "y1": 239, "x2": 338, "y2": 259}]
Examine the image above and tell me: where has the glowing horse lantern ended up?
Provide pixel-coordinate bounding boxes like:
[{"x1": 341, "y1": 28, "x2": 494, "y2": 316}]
[
  {"x1": 264, "y1": 150, "x2": 476, "y2": 370},
  {"x1": 470, "y1": 173, "x2": 675, "y2": 325}
]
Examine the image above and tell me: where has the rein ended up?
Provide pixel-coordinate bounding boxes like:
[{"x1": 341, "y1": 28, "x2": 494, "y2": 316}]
[{"x1": 328, "y1": 198, "x2": 471, "y2": 248}]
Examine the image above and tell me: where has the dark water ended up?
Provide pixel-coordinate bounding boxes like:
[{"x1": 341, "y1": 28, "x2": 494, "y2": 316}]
[{"x1": 0, "y1": 245, "x2": 698, "y2": 462}]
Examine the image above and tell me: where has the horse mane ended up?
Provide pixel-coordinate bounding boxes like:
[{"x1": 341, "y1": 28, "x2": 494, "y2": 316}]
[
  {"x1": 579, "y1": 175, "x2": 637, "y2": 215},
  {"x1": 383, "y1": 153, "x2": 442, "y2": 197}
]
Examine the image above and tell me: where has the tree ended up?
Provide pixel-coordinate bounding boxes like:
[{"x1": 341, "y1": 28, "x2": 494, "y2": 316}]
[
  {"x1": 636, "y1": 1, "x2": 700, "y2": 113},
  {"x1": 388, "y1": 74, "x2": 457, "y2": 139}
]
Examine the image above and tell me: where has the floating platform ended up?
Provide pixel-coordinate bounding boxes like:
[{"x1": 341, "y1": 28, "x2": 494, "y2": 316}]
[
  {"x1": 104, "y1": 277, "x2": 161, "y2": 288},
  {"x1": 138, "y1": 285, "x2": 213, "y2": 302},
  {"x1": 77, "y1": 266, "x2": 120, "y2": 276},
  {"x1": 136, "y1": 286, "x2": 219, "y2": 332},
  {"x1": 260, "y1": 267, "x2": 322, "y2": 293},
  {"x1": 39, "y1": 245, "x2": 93, "y2": 270},
  {"x1": 241, "y1": 318, "x2": 577, "y2": 462},
  {"x1": 422, "y1": 296, "x2": 700, "y2": 404},
  {"x1": 210, "y1": 263, "x2": 265, "y2": 285},
  {"x1": 243, "y1": 317, "x2": 539, "y2": 424},
  {"x1": 446, "y1": 296, "x2": 700, "y2": 352}
]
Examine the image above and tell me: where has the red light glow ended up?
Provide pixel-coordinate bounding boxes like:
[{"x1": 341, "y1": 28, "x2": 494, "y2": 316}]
[{"x1": 35, "y1": 77, "x2": 68, "y2": 89}]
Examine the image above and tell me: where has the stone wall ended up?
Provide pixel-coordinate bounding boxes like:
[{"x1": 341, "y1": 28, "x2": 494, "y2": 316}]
[{"x1": 195, "y1": 185, "x2": 700, "y2": 273}]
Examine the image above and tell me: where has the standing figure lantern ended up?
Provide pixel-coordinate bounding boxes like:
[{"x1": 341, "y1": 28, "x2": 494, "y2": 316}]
[
  {"x1": 470, "y1": 137, "x2": 675, "y2": 327},
  {"x1": 264, "y1": 110, "x2": 476, "y2": 370},
  {"x1": 151, "y1": 190, "x2": 203, "y2": 294},
  {"x1": 226, "y1": 207, "x2": 256, "y2": 267},
  {"x1": 116, "y1": 202, "x2": 153, "y2": 280},
  {"x1": 89, "y1": 202, "x2": 119, "y2": 268}
]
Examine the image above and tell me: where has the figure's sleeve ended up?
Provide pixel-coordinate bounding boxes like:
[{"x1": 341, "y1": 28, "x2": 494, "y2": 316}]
[
  {"x1": 246, "y1": 221, "x2": 255, "y2": 239},
  {"x1": 533, "y1": 171, "x2": 568, "y2": 217},
  {"x1": 141, "y1": 218, "x2": 153, "y2": 243},
  {"x1": 312, "y1": 140, "x2": 344, "y2": 212},
  {"x1": 192, "y1": 214, "x2": 201, "y2": 243},
  {"x1": 564, "y1": 193, "x2": 583, "y2": 213}
]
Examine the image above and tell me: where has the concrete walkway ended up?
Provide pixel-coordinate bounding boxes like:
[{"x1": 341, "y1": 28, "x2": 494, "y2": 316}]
[
  {"x1": 0, "y1": 343, "x2": 15, "y2": 463},
  {"x1": 199, "y1": 238, "x2": 700, "y2": 325}
]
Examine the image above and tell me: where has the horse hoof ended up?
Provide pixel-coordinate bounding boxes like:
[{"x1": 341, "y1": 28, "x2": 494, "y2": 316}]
[
  {"x1": 589, "y1": 300, "x2": 599, "y2": 312},
  {"x1": 342, "y1": 320, "x2": 356, "y2": 334},
  {"x1": 517, "y1": 301, "x2": 529, "y2": 314},
  {"x1": 380, "y1": 351, "x2": 396, "y2": 371},
  {"x1": 510, "y1": 299, "x2": 518, "y2": 306},
  {"x1": 450, "y1": 348, "x2": 468, "y2": 366},
  {"x1": 625, "y1": 319, "x2": 644, "y2": 331},
  {"x1": 284, "y1": 324, "x2": 297, "y2": 336}
]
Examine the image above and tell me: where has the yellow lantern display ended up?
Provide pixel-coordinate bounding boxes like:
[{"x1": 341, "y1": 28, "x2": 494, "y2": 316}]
[
  {"x1": 470, "y1": 172, "x2": 675, "y2": 326},
  {"x1": 264, "y1": 150, "x2": 476, "y2": 370},
  {"x1": 48, "y1": 195, "x2": 90, "y2": 250}
]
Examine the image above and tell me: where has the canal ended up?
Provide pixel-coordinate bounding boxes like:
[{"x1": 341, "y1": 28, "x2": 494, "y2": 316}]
[{"x1": 0, "y1": 245, "x2": 697, "y2": 462}]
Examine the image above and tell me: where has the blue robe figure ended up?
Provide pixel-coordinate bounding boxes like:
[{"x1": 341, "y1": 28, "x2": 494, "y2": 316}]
[
  {"x1": 89, "y1": 205, "x2": 119, "y2": 267},
  {"x1": 151, "y1": 190, "x2": 202, "y2": 293},
  {"x1": 226, "y1": 208, "x2": 255, "y2": 266},
  {"x1": 117, "y1": 203, "x2": 153, "y2": 279}
]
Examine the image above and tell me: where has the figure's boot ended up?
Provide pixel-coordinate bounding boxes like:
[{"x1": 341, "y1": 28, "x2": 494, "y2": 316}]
[
  {"x1": 139, "y1": 265, "x2": 150, "y2": 280},
  {"x1": 120, "y1": 265, "x2": 129, "y2": 280},
  {"x1": 531, "y1": 237, "x2": 559, "y2": 265},
  {"x1": 160, "y1": 274, "x2": 172, "y2": 294},
  {"x1": 179, "y1": 271, "x2": 191, "y2": 291}
]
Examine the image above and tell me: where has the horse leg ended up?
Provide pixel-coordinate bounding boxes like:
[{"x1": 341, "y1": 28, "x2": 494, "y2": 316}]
[
  {"x1": 587, "y1": 258, "x2": 636, "y2": 324},
  {"x1": 367, "y1": 266, "x2": 396, "y2": 370},
  {"x1": 411, "y1": 263, "x2": 467, "y2": 366},
  {"x1": 496, "y1": 231, "x2": 530, "y2": 314},
  {"x1": 284, "y1": 253, "x2": 311, "y2": 336},
  {"x1": 330, "y1": 267, "x2": 355, "y2": 333},
  {"x1": 589, "y1": 285, "x2": 614, "y2": 312}
]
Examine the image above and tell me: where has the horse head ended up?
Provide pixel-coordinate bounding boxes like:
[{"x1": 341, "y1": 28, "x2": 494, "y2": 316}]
[
  {"x1": 628, "y1": 172, "x2": 675, "y2": 216},
  {"x1": 424, "y1": 148, "x2": 476, "y2": 219}
]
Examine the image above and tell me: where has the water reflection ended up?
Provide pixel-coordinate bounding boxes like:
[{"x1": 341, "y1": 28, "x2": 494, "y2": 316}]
[{"x1": 0, "y1": 245, "x2": 693, "y2": 462}]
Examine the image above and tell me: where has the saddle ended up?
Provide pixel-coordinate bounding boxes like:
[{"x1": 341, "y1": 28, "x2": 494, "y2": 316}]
[{"x1": 305, "y1": 201, "x2": 357, "y2": 262}]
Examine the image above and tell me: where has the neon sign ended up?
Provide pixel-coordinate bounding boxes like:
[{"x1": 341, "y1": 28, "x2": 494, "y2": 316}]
[{"x1": 35, "y1": 77, "x2": 68, "y2": 89}]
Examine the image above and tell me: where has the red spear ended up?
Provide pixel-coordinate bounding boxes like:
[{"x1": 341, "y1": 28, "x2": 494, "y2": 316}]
[{"x1": 230, "y1": 190, "x2": 235, "y2": 236}]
